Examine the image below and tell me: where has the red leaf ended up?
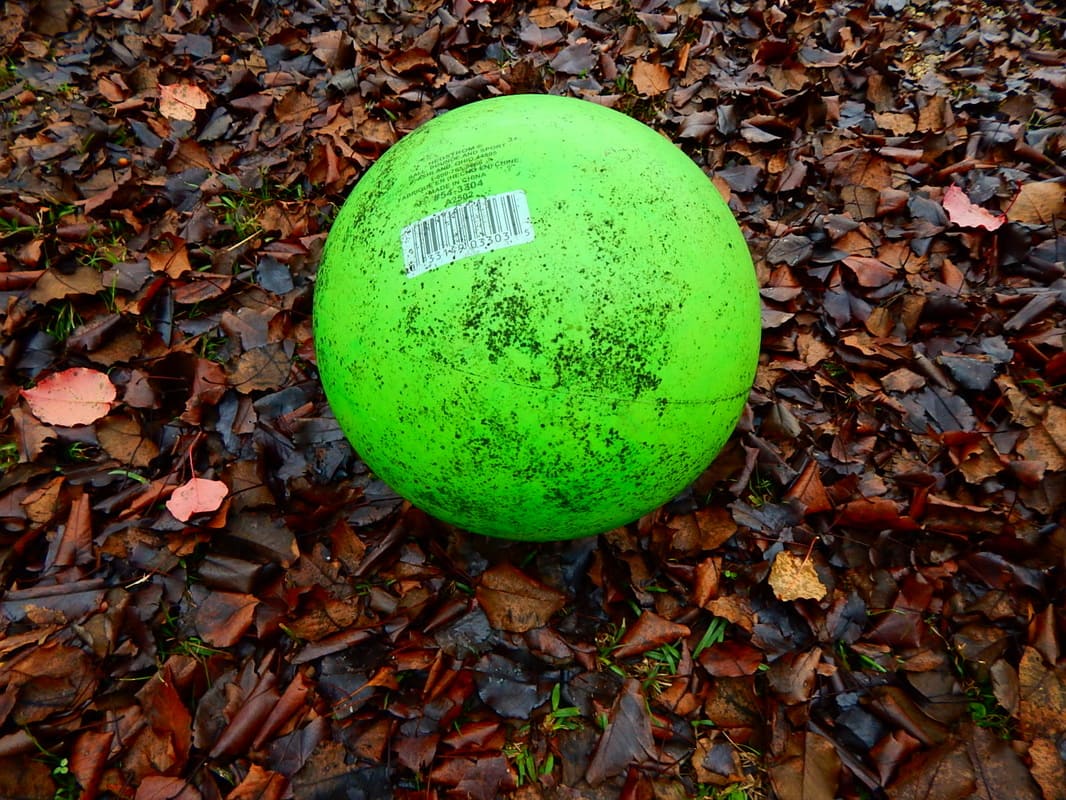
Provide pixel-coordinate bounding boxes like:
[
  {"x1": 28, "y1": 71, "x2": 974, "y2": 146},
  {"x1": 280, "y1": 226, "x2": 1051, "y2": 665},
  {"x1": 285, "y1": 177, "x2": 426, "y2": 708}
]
[
  {"x1": 942, "y1": 184, "x2": 1005, "y2": 231},
  {"x1": 21, "y1": 367, "x2": 116, "y2": 426},
  {"x1": 166, "y1": 478, "x2": 228, "y2": 522}
]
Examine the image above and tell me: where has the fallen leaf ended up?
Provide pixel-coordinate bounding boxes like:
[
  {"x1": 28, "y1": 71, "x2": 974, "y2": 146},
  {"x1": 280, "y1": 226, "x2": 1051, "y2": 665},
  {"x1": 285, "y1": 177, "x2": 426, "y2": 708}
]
[
  {"x1": 632, "y1": 60, "x2": 671, "y2": 95},
  {"x1": 193, "y1": 587, "x2": 259, "y2": 647},
  {"x1": 942, "y1": 185, "x2": 1005, "y2": 231},
  {"x1": 586, "y1": 679, "x2": 654, "y2": 786},
  {"x1": 476, "y1": 563, "x2": 566, "y2": 633},
  {"x1": 966, "y1": 723, "x2": 1042, "y2": 799},
  {"x1": 21, "y1": 367, "x2": 116, "y2": 426},
  {"x1": 225, "y1": 765, "x2": 286, "y2": 800},
  {"x1": 1027, "y1": 737, "x2": 1066, "y2": 800},
  {"x1": 613, "y1": 610, "x2": 691, "y2": 660},
  {"x1": 769, "y1": 550, "x2": 827, "y2": 602},
  {"x1": 135, "y1": 776, "x2": 202, "y2": 800},
  {"x1": 159, "y1": 83, "x2": 210, "y2": 121},
  {"x1": 1006, "y1": 180, "x2": 1066, "y2": 225},
  {"x1": 166, "y1": 478, "x2": 228, "y2": 522},
  {"x1": 699, "y1": 640, "x2": 765, "y2": 677},
  {"x1": 1017, "y1": 646, "x2": 1066, "y2": 739},
  {"x1": 769, "y1": 732, "x2": 841, "y2": 800},
  {"x1": 785, "y1": 460, "x2": 833, "y2": 515},
  {"x1": 528, "y1": 5, "x2": 569, "y2": 26}
]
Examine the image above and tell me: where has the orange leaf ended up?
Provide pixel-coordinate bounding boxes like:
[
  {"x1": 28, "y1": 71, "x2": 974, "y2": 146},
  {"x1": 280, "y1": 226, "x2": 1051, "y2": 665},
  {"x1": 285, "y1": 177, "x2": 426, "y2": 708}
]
[
  {"x1": 166, "y1": 478, "x2": 228, "y2": 522},
  {"x1": 159, "y1": 82, "x2": 210, "y2": 121},
  {"x1": 768, "y1": 550, "x2": 827, "y2": 602},
  {"x1": 21, "y1": 367, "x2": 116, "y2": 426}
]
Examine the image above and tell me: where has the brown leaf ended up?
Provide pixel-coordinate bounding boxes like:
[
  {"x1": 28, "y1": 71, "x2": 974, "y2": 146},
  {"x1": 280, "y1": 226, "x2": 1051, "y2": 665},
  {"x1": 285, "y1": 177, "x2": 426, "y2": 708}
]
[
  {"x1": 769, "y1": 550, "x2": 827, "y2": 602},
  {"x1": 842, "y1": 255, "x2": 899, "y2": 287},
  {"x1": 1006, "y1": 180, "x2": 1066, "y2": 225},
  {"x1": 228, "y1": 343, "x2": 293, "y2": 394},
  {"x1": 1028, "y1": 737, "x2": 1066, "y2": 800},
  {"x1": 767, "y1": 648, "x2": 822, "y2": 704},
  {"x1": 632, "y1": 59, "x2": 671, "y2": 95},
  {"x1": 253, "y1": 670, "x2": 314, "y2": 748},
  {"x1": 476, "y1": 563, "x2": 566, "y2": 633},
  {"x1": 0, "y1": 758, "x2": 56, "y2": 800},
  {"x1": 965, "y1": 724, "x2": 1041, "y2": 799},
  {"x1": 1018, "y1": 646, "x2": 1066, "y2": 739},
  {"x1": 528, "y1": 6, "x2": 570, "y2": 26},
  {"x1": 769, "y1": 732, "x2": 841, "y2": 800},
  {"x1": 193, "y1": 588, "x2": 259, "y2": 647},
  {"x1": 71, "y1": 730, "x2": 113, "y2": 800},
  {"x1": 699, "y1": 640, "x2": 765, "y2": 677},
  {"x1": 587, "y1": 679, "x2": 654, "y2": 786},
  {"x1": 613, "y1": 610, "x2": 691, "y2": 660},
  {"x1": 135, "y1": 776, "x2": 202, "y2": 800},
  {"x1": 785, "y1": 460, "x2": 833, "y2": 515},
  {"x1": 1, "y1": 642, "x2": 98, "y2": 724},
  {"x1": 97, "y1": 413, "x2": 160, "y2": 467},
  {"x1": 211, "y1": 669, "x2": 279, "y2": 758},
  {"x1": 225, "y1": 765, "x2": 287, "y2": 800},
  {"x1": 147, "y1": 239, "x2": 192, "y2": 278}
]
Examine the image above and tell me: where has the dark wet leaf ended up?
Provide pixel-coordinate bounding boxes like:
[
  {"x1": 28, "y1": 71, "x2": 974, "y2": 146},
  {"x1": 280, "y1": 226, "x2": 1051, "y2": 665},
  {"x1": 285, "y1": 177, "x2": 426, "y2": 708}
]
[
  {"x1": 473, "y1": 654, "x2": 548, "y2": 719},
  {"x1": 587, "y1": 679, "x2": 654, "y2": 786}
]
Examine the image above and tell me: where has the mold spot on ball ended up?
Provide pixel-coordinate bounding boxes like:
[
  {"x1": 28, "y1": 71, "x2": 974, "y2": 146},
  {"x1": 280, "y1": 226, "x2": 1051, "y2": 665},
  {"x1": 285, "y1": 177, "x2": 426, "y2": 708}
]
[{"x1": 314, "y1": 94, "x2": 760, "y2": 541}]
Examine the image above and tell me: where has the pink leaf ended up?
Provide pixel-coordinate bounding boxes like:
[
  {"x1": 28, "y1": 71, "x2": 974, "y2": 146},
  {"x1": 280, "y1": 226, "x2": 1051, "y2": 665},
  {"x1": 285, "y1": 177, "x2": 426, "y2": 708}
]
[
  {"x1": 166, "y1": 478, "x2": 228, "y2": 522},
  {"x1": 21, "y1": 367, "x2": 116, "y2": 426},
  {"x1": 942, "y1": 184, "x2": 1005, "y2": 231},
  {"x1": 159, "y1": 83, "x2": 210, "y2": 121}
]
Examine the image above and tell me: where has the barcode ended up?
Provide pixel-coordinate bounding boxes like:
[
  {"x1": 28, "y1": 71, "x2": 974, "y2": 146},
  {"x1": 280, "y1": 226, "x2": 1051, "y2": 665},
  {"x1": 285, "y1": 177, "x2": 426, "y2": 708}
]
[{"x1": 401, "y1": 190, "x2": 535, "y2": 278}]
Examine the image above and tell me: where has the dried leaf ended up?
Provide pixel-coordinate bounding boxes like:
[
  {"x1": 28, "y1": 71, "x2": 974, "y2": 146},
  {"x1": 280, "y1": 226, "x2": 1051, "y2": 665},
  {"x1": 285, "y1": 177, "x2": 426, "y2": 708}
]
[
  {"x1": 785, "y1": 460, "x2": 833, "y2": 515},
  {"x1": 768, "y1": 550, "x2": 827, "y2": 602},
  {"x1": 587, "y1": 679, "x2": 654, "y2": 786},
  {"x1": 942, "y1": 185, "x2": 1005, "y2": 231},
  {"x1": 476, "y1": 563, "x2": 566, "y2": 633},
  {"x1": 225, "y1": 765, "x2": 286, "y2": 800},
  {"x1": 613, "y1": 611, "x2": 691, "y2": 660},
  {"x1": 193, "y1": 588, "x2": 259, "y2": 647},
  {"x1": 632, "y1": 60, "x2": 671, "y2": 95},
  {"x1": 166, "y1": 478, "x2": 228, "y2": 522},
  {"x1": 769, "y1": 732, "x2": 841, "y2": 800},
  {"x1": 21, "y1": 367, "x2": 116, "y2": 426},
  {"x1": 159, "y1": 83, "x2": 210, "y2": 121},
  {"x1": 1006, "y1": 180, "x2": 1066, "y2": 225}
]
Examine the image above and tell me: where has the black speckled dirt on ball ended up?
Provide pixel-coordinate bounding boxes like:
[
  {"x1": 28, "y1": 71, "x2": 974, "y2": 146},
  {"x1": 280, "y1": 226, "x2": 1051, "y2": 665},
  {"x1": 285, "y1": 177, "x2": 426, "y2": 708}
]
[{"x1": 314, "y1": 94, "x2": 761, "y2": 540}]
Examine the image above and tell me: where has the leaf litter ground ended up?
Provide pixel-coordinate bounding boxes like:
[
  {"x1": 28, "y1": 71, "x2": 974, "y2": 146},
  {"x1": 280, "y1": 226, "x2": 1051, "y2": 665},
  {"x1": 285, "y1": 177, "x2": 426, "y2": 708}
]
[{"x1": 0, "y1": 1, "x2": 1064, "y2": 799}]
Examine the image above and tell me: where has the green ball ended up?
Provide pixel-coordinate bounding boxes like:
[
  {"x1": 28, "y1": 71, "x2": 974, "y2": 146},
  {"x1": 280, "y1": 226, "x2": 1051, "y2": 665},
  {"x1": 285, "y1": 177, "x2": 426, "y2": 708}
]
[{"x1": 314, "y1": 94, "x2": 760, "y2": 541}]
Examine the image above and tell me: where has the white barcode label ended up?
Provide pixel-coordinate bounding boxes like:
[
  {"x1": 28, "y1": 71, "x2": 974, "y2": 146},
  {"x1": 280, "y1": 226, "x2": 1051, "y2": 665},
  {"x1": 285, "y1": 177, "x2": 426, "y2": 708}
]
[{"x1": 401, "y1": 190, "x2": 535, "y2": 278}]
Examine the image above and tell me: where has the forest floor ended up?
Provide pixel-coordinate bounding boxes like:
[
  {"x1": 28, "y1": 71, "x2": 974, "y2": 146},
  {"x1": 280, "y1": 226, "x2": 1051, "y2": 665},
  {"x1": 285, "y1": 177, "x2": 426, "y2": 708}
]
[{"x1": 1, "y1": 0, "x2": 1064, "y2": 798}]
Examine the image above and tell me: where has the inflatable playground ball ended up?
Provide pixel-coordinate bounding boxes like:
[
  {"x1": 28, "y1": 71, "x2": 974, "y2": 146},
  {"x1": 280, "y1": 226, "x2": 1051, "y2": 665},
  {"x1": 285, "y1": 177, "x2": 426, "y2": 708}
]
[{"x1": 314, "y1": 94, "x2": 760, "y2": 541}]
